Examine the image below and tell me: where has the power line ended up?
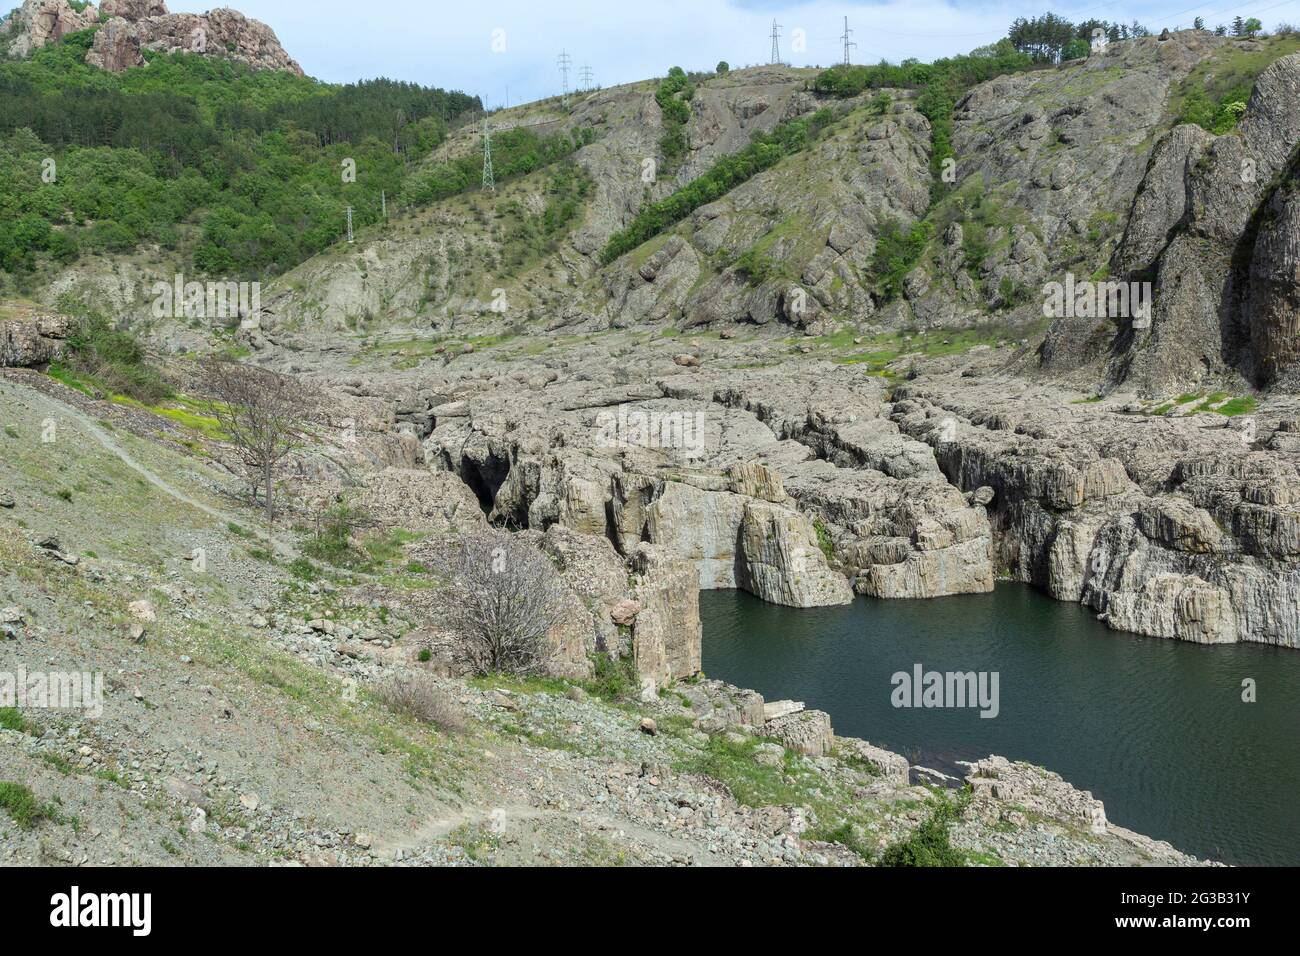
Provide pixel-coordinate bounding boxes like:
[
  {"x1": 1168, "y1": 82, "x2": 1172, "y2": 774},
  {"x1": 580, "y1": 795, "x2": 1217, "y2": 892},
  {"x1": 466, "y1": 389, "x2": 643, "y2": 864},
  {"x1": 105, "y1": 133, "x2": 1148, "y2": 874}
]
[
  {"x1": 557, "y1": 49, "x2": 572, "y2": 101},
  {"x1": 481, "y1": 115, "x2": 495, "y2": 192}
]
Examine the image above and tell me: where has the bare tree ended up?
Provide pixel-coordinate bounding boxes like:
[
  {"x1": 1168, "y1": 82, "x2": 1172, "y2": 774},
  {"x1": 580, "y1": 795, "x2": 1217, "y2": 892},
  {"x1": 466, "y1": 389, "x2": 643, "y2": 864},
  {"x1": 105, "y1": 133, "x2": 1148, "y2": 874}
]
[
  {"x1": 201, "y1": 359, "x2": 308, "y2": 523},
  {"x1": 442, "y1": 532, "x2": 566, "y2": 676}
]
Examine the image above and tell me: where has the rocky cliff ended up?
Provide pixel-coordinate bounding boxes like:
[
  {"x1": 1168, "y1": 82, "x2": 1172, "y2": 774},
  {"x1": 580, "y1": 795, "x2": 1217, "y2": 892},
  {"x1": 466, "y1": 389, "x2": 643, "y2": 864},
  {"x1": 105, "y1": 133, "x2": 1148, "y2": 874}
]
[
  {"x1": 1, "y1": 0, "x2": 302, "y2": 74},
  {"x1": 0, "y1": 0, "x2": 96, "y2": 58},
  {"x1": 245, "y1": 31, "x2": 1300, "y2": 403},
  {"x1": 1093, "y1": 50, "x2": 1300, "y2": 393},
  {"x1": 29, "y1": 26, "x2": 1300, "y2": 649}
]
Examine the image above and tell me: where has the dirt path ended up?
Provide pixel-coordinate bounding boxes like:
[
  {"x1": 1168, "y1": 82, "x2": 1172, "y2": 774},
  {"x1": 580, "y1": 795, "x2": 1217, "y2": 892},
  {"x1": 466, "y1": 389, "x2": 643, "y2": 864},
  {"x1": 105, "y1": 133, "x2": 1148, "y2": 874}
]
[
  {"x1": 4, "y1": 378, "x2": 299, "y2": 558},
  {"x1": 376, "y1": 800, "x2": 711, "y2": 865}
]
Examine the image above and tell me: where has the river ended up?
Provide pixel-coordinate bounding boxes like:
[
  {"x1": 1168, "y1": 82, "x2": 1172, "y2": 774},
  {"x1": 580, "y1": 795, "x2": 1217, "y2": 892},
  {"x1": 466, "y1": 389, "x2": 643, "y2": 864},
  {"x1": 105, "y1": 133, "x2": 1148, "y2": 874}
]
[{"x1": 700, "y1": 583, "x2": 1300, "y2": 866}]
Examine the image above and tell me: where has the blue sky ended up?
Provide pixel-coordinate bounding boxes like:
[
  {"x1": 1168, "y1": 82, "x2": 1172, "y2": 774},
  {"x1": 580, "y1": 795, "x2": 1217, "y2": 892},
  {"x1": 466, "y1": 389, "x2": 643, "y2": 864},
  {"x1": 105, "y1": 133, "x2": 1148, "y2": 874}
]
[{"x1": 224, "y1": 0, "x2": 1300, "y2": 104}]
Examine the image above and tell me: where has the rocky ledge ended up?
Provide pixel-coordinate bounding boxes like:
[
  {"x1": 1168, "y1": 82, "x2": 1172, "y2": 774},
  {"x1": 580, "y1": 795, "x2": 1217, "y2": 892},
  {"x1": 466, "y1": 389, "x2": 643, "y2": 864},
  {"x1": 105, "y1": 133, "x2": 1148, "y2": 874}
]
[{"x1": 265, "y1": 317, "x2": 1300, "y2": 651}]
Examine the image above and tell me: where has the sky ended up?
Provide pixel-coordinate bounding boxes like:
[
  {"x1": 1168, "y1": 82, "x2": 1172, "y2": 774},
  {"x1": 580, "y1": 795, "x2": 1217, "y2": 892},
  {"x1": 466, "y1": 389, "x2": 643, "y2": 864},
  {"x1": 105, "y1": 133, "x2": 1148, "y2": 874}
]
[{"x1": 221, "y1": 0, "x2": 1300, "y2": 104}]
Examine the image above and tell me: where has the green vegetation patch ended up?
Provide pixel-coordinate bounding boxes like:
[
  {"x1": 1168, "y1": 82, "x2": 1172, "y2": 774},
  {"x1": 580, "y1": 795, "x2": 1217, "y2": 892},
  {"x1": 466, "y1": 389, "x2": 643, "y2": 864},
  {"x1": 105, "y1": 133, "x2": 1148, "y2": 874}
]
[
  {"x1": 1172, "y1": 34, "x2": 1300, "y2": 133},
  {"x1": 0, "y1": 36, "x2": 479, "y2": 277},
  {"x1": 879, "y1": 790, "x2": 971, "y2": 866},
  {"x1": 58, "y1": 296, "x2": 170, "y2": 405},
  {"x1": 602, "y1": 106, "x2": 837, "y2": 264},
  {"x1": 655, "y1": 67, "x2": 694, "y2": 170},
  {"x1": 0, "y1": 781, "x2": 51, "y2": 829},
  {"x1": 814, "y1": 41, "x2": 1035, "y2": 198}
]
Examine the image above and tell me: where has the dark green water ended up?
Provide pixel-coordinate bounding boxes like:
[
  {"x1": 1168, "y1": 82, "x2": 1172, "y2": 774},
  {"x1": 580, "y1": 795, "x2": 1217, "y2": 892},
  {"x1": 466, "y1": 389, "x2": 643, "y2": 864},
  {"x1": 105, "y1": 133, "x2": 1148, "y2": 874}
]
[{"x1": 700, "y1": 584, "x2": 1300, "y2": 866}]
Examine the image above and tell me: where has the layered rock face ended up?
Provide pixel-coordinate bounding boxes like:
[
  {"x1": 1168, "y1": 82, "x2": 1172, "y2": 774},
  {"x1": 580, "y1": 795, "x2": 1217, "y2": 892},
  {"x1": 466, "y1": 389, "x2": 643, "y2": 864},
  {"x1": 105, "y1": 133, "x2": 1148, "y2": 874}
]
[
  {"x1": 1248, "y1": 161, "x2": 1300, "y2": 386},
  {"x1": 629, "y1": 543, "x2": 702, "y2": 689},
  {"x1": 1098, "y1": 52, "x2": 1300, "y2": 392},
  {"x1": 893, "y1": 372, "x2": 1300, "y2": 647},
  {"x1": 602, "y1": 96, "x2": 932, "y2": 334},
  {"x1": 916, "y1": 31, "x2": 1213, "y2": 335},
  {"x1": 260, "y1": 67, "x2": 849, "y2": 336},
  {"x1": 422, "y1": 395, "x2": 856, "y2": 609},
  {"x1": 389, "y1": 347, "x2": 995, "y2": 608},
  {"x1": 252, "y1": 30, "x2": 1300, "y2": 399}
]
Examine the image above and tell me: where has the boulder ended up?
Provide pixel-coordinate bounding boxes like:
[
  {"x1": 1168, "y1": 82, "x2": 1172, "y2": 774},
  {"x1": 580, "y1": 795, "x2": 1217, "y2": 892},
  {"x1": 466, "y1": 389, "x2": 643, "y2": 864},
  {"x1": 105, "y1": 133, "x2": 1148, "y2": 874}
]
[
  {"x1": 763, "y1": 709, "x2": 834, "y2": 756},
  {"x1": 1, "y1": 311, "x2": 69, "y2": 369}
]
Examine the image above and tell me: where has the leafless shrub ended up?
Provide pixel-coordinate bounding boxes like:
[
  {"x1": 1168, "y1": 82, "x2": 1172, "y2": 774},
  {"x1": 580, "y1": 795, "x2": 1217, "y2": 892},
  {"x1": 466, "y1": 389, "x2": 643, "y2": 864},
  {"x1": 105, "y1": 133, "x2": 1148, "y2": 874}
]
[
  {"x1": 201, "y1": 359, "x2": 309, "y2": 523},
  {"x1": 375, "y1": 673, "x2": 466, "y2": 733},
  {"x1": 442, "y1": 531, "x2": 566, "y2": 676}
]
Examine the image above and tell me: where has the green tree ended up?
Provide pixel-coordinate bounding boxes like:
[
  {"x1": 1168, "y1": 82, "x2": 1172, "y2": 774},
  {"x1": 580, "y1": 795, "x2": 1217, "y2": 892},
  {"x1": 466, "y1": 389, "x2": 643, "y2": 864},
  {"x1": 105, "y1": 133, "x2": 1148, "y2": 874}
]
[{"x1": 1063, "y1": 38, "x2": 1090, "y2": 60}]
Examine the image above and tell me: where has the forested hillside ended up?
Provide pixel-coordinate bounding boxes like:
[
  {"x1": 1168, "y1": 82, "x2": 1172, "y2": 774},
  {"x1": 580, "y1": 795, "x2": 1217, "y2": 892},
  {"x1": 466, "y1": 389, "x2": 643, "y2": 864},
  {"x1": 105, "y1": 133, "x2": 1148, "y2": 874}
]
[{"x1": 0, "y1": 26, "x2": 480, "y2": 279}]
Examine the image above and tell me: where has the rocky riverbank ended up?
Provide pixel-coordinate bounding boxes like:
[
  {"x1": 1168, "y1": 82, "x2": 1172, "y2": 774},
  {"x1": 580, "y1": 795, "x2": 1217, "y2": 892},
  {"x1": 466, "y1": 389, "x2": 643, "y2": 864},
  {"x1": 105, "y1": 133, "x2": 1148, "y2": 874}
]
[{"x1": 0, "y1": 368, "x2": 1207, "y2": 865}]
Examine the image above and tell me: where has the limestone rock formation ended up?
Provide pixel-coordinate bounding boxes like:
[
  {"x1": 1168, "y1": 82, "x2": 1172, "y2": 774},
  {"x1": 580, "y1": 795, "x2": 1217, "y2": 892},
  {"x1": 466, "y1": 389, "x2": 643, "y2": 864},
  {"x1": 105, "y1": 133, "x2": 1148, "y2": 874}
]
[
  {"x1": 0, "y1": 309, "x2": 69, "y2": 368},
  {"x1": 629, "y1": 544, "x2": 702, "y2": 690},
  {"x1": 86, "y1": 5, "x2": 303, "y2": 74},
  {"x1": 414, "y1": 351, "x2": 1001, "y2": 607},
  {"x1": 1098, "y1": 52, "x2": 1300, "y2": 392},
  {"x1": 894, "y1": 373, "x2": 1300, "y2": 647},
  {"x1": 0, "y1": 0, "x2": 302, "y2": 74},
  {"x1": 0, "y1": 0, "x2": 97, "y2": 59}
]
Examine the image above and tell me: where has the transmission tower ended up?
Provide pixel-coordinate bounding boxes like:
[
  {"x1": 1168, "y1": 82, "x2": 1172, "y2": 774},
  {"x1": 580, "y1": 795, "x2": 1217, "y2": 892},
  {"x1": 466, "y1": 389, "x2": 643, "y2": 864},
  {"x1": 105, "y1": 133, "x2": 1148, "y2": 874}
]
[
  {"x1": 841, "y1": 16, "x2": 856, "y2": 65},
  {"x1": 557, "y1": 50, "x2": 572, "y2": 101},
  {"x1": 481, "y1": 116, "x2": 495, "y2": 192},
  {"x1": 769, "y1": 19, "x2": 782, "y2": 65},
  {"x1": 345, "y1": 205, "x2": 354, "y2": 244},
  {"x1": 579, "y1": 64, "x2": 593, "y2": 91}
]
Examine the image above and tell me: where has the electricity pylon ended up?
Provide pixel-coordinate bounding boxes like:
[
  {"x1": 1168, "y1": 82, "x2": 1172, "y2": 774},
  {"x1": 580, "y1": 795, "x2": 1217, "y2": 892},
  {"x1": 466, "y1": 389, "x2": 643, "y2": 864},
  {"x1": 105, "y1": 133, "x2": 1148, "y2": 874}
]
[{"x1": 481, "y1": 116, "x2": 495, "y2": 192}]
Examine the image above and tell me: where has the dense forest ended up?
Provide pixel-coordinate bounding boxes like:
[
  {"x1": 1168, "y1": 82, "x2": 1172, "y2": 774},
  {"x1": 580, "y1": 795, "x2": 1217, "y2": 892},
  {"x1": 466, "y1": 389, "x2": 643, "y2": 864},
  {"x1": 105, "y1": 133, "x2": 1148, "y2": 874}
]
[{"x1": 0, "y1": 26, "x2": 482, "y2": 278}]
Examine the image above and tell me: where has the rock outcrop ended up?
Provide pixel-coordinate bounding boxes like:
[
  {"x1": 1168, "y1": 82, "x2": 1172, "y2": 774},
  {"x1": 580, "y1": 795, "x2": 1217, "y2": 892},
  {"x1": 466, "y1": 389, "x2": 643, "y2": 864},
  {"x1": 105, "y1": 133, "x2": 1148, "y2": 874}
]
[
  {"x1": 1097, "y1": 52, "x2": 1300, "y2": 392},
  {"x1": 629, "y1": 543, "x2": 702, "y2": 690},
  {"x1": 0, "y1": 0, "x2": 302, "y2": 75},
  {"x1": 964, "y1": 755, "x2": 1108, "y2": 836},
  {"x1": 413, "y1": 350, "x2": 1000, "y2": 608},
  {"x1": 86, "y1": 5, "x2": 303, "y2": 74},
  {"x1": 0, "y1": 0, "x2": 97, "y2": 59},
  {"x1": 894, "y1": 373, "x2": 1300, "y2": 647},
  {"x1": 0, "y1": 309, "x2": 69, "y2": 368},
  {"x1": 1247, "y1": 154, "x2": 1300, "y2": 386}
]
